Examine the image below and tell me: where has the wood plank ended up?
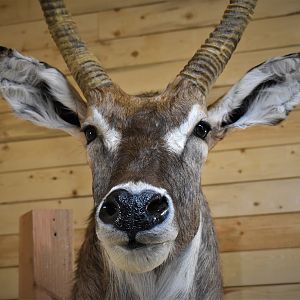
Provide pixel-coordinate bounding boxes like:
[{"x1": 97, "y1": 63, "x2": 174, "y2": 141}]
[
  {"x1": 206, "y1": 178, "x2": 300, "y2": 218},
  {"x1": 1, "y1": 210, "x2": 300, "y2": 267},
  {"x1": 0, "y1": 113, "x2": 63, "y2": 143},
  {"x1": 21, "y1": 15, "x2": 300, "y2": 73},
  {"x1": 222, "y1": 248, "x2": 300, "y2": 287},
  {"x1": 0, "y1": 267, "x2": 18, "y2": 300},
  {"x1": 203, "y1": 143, "x2": 300, "y2": 185},
  {"x1": 216, "y1": 213, "x2": 300, "y2": 252},
  {"x1": 19, "y1": 210, "x2": 73, "y2": 299},
  {"x1": 215, "y1": 109, "x2": 300, "y2": 151},
  {"x1": 0, "y1": 198, "x2": 92, "y2": 235},
  {"x1": 0, "y1": 14, "x2": 98, "y2": 52},
  {"x1": 108, "y1": 46, "x2": 300, "y2": 94},
  {"x1": 2, "y1": 248, "x2": 300, "y2": 299},
  {"x1": 0, "y1": 136, "x2": 86, "y2": 173},
  {"x1": 0, "y1": 100, "x2": 11, "y2": 114},
  {"x1": 0, "y1": 234, "x2": 18, "y2": 268},
  {"x1": 98, "y1": 0, "x2": 300, "y2": 39},
  {"x1": 224, "y1": 284, "x2": 300, "y2": 300},
  {"x1": 98, "y1": 15, "x2": 300, "y2": 69},
  {"x1": 0, "y1": 166, "x2": 92, "y2": 203},
  {"x1": 0, "y1": 0, "x2": 164, "y2": 26},
  {"x1": 0, "y1": 144, "x2": 299, "y2": 202}
]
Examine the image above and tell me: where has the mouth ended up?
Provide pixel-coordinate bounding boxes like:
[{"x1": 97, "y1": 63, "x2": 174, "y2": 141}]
[
  {"x1": 105, "y1": 240, "x2": 173, "y2": 273},
  {"x1": 126, "y1": 239, "x2": 145, "y2": 250}
]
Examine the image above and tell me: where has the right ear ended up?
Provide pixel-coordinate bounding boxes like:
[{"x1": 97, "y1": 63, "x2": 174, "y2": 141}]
[{"x1": 0, "y1": 47, "x2": 87, "y2": 138}]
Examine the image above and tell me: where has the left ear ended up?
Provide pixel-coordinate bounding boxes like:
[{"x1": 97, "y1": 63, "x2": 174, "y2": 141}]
[
  {"x1": 207, "y1": 53, "x2": 300, "y2": 145},
  {"x1": 0, "y1": 47, "x2": 87, "y2": 138}
]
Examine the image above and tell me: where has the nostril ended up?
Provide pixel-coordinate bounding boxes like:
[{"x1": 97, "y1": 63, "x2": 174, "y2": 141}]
[
  {"x1": 146, "y1": 195, "x2": 169, "y2": 218},
  {"x1": 99, "y1": 198, "x2": 119, "y2": 224}
]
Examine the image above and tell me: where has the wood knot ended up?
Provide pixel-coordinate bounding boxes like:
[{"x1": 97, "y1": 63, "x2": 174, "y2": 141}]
[
  {"x1": 185, "y1": 12, "x2": 193, "y2": 20},
  {"x1": 131, "y1": 50, "x2": 139, "y2": 58}
]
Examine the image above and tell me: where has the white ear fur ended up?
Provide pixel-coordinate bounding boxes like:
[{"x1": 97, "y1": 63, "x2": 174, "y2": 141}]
[
  {"x1": 0, "y1": 48, "x2": 87, "y2": 137},
  {"x1": 208, "y1": 53, "x2": 300, "y2": 129}
]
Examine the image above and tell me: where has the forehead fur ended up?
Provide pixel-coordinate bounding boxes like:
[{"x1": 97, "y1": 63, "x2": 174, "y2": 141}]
[{"x1": 85, "y1": 78, "x2": 207, "y2": 128}]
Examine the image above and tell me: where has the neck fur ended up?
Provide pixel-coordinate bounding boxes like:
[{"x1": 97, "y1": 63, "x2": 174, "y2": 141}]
[{"x1": 105, "y1": 213, "x2": 203, "y2": 300}]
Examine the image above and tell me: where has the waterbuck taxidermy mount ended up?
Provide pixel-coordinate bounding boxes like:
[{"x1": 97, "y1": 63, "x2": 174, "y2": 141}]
[{"x1": 1, "y1": 0, "x2": 300, "y2": 299}]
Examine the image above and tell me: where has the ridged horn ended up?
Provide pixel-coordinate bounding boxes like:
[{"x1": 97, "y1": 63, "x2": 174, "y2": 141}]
[
  {"x1": 179, "y1": 0, "x2": 257, "y2": 97},
  {"x1": 39, "y1": 0, "x2": 112, "y2": 96}
]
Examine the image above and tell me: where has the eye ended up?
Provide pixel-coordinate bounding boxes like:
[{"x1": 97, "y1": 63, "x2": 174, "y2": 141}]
[
  {"x1": 83, "y1": 125, "x2": 98, "y2": 144},
  {"x1": 193, "y1": 121, "x2": 211, "y2": 139}
]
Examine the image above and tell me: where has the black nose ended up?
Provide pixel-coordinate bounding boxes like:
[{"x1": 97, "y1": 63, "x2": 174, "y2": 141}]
[{"x1": 99, "y1": 189, "x2": 170, "y2": 237}]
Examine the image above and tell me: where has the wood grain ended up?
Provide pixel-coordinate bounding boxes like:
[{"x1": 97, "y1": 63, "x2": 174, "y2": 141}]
[
  {"x1": 0, "y1": 113, "x2": 63, "y2": 142},
  {"x1": 206, "y1": 178, "x2": 300, "y2": 218},
  {"x1": 216, "y1": 213, "x2": 300, "y2": 252},
  {"x1": 98, "y1": 0, "x2": 300, "y2": 39},
  {"x1": 0, "y1": 0, "x2": 164, "y2": 26},
  {"x1": 222, "y1": 248, "x2": 300, "y2": 287},
  {"x1": 0, "y1": 136, "x2": 86, "y2": 173},
  {"x1": 19, "y1": 210, "x2": 73, "y2": 299},
  {"x1": 108, "y1": 46, "x2": 300, "y2": 94},
  {"x1": 0, "y1": 198, "x2": 92, "y2": 235},
  {"x1": 203, "y1": 144, "x2": 300, "y2": 185},
  {"x1": 0, "y1": 166, "x2": 92, "y2": 204}
]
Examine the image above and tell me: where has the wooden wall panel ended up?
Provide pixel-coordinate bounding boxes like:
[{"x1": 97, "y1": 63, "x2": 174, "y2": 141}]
[
  {"x1": 97, "y1": 0, "x2": 300, "y2": 39},
  {"x1": 0, "y1": 166, "x2": 92, "y2": 203},
  {"x1": 206, "y1": 178, "x2": 300, "y2": 218},
  {"x1": 222, "y1": 248, "x2": 300, "y2": 286},
  {"x1": 216, "y1": 213, "x2": 300, "y2": 252},
  {"x1": 0, "y1": 0, "x2": 163, "y2": 26},
  {"x1": 108, "y1": 45, "x2": 300, "y2": 94},
  {"x1": 0, "y1": 0, "x2": 299, "y2": 298}
]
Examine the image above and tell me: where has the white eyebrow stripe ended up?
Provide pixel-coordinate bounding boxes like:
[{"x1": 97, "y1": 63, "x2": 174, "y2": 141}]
[
  {"x1": 92, "y1": 108, "x2": 122, "y2": 151},
  {"x1": 164, "y1": 104, "x2": 204, "y2": 154}
]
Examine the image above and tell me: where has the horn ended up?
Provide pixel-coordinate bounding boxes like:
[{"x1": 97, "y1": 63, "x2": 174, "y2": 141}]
[
  {"x1": 39, "y1": 0, "x2": 112, "y2": 96},
  {"x1": 179, "y1": 0, "x2": 257, "y2": 97}
]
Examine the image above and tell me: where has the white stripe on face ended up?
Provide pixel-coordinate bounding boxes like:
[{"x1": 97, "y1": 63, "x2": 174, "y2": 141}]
[
  {"x1": 164, "y1": 104, "x2": 205, "y2": 154},
  {"x1": 91, "y1": 108, "x2": 122, "y2": 151},
  {"x1": 104, "y1": 181, "x2": 169, "y2": 198}
]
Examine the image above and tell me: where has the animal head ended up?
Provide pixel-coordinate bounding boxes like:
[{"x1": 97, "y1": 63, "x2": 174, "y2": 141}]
[{"x1": 1, "y1": 0, "x2": 299, "y2": 273}]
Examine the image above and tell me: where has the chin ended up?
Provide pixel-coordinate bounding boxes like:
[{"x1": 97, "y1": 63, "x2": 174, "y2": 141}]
[{"x1": 105, "y1": 241, "x2": 173, "y2": 273}]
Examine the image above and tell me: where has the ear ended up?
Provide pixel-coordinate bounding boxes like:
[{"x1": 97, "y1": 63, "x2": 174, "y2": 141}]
[
  {"x1": 0, "y1": 47, "x2": 87, "y2": 138},
  {"x1": 207, "y1": 53, "x2": 300, "y2": 146}
]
